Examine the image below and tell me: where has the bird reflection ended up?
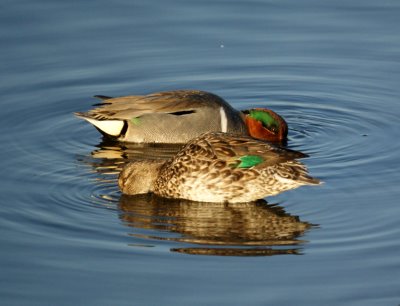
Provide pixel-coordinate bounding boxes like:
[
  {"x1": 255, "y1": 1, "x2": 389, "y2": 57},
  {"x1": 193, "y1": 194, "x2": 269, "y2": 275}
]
[
  {"x1": 119, "y1": 194, "x2": 314, "y2": 256},
  {"x1": 77, "y1": 137, "x2": 182, "y2": 176},
  {"x1": 91, "y1": 138, "x2": 182, "y2": 161},
  {"x1": 78, "y1": 137, "x2": 316, "y2": 257}
]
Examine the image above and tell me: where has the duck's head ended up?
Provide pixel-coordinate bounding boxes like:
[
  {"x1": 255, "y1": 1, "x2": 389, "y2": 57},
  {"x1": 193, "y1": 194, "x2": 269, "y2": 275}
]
[
  {"x1": 242, "y1": 108, "x2": 288, "y2": 142},
  {"x1": 118, "y1": 160, "x2": 165, "y2": 195}
]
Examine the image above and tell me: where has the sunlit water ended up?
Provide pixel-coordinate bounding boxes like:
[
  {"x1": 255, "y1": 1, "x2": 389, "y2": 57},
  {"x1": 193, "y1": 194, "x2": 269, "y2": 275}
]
[{"x1": 1, "y1": 0, "x2": 400, "y2": 305}]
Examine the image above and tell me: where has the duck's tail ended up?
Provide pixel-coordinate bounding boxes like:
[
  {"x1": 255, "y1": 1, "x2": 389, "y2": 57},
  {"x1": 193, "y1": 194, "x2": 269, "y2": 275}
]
[
  {"x1": 274, "y1": 160, "x2": 322, "y2": 186},
  {"x1": 74, "y1": 112, "x2": 125, "y2": 137}
]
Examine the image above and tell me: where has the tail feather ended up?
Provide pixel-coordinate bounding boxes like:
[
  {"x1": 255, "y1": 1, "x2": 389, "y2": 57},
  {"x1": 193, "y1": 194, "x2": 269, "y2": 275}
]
[
  {"x1": 74, "y1": 112, "x2": 124, "y2": 137},
  {"x1": 297, "y1": 173, "x2": 321, "y2": 185},
  {"x1": 92, "y1": 95, "x2": 113, "y2": 106},
  {"x1": 74, "y1": 112, "x2": 90, "y2": 119},
  {"x1": 273, "y1": 160, "x2": 321, "y2": 186}
]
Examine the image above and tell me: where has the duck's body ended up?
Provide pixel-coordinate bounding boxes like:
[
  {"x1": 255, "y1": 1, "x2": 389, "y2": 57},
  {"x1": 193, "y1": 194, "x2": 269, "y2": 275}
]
[
  {"x1": 75, "y1": 90, "x2": 287, "y2": 143},
  {"x1": 119, "y1": 132, "x2": 320, "y2": 203}
]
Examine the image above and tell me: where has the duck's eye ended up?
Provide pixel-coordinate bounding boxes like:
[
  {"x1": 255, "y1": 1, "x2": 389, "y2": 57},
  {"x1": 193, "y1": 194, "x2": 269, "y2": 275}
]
[
  {"x1": 269, "y1": 125, "x2": 278, "y2": 134},
  {"x1": 249, "y1": 110, "x2": 278, "y2": 131}
]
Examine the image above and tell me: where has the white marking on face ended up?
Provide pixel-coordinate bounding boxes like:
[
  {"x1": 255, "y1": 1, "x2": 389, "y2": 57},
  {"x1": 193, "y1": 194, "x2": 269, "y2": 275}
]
[{"x1": 219, "y1": 107, "x2": 228, "y2": 132}]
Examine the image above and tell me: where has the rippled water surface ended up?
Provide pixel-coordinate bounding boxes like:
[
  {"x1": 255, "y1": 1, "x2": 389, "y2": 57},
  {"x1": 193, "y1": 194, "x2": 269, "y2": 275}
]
[{"x1": 1, "y1": 0, "x2": 400, "y2": 305}]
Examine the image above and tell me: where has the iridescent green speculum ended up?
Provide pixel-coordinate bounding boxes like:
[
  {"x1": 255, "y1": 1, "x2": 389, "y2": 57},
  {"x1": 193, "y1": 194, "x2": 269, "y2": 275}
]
[
  {"x1": 248, "y1": 110, "x2": 278, "y2": 128},
  {"x1": 131, "y1": 117, "x2": 141, "y2": 125},
  {"x1": 236, "y1": 155, "x2": 264, "y2": 168}
]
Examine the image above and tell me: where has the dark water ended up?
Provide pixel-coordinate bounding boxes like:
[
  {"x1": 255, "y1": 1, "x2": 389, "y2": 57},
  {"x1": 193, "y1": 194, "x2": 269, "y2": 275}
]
[{"x1": 1, "y1": 0, "x2": 400, "y2": 305}]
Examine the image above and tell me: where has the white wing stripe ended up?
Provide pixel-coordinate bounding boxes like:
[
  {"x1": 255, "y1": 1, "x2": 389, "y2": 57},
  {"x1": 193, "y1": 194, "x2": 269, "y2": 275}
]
[{"x1": 219, "y1": 107, "x2": 228, "y2": 132}]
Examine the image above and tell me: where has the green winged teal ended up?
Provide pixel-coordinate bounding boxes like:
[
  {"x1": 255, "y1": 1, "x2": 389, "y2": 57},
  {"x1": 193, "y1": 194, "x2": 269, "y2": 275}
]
[
  {"x1": 118, "y1": 132, "x2": 320, "y2": 203},
  {"x1": 75, "y1": 90, "x2": 287, "y2": 143}
]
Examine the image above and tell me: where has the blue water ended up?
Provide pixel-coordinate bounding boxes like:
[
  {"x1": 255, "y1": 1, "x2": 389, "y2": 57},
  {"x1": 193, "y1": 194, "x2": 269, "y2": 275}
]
[{"x1": 1, "y1": 0, "x2": 400, "y2": 305}]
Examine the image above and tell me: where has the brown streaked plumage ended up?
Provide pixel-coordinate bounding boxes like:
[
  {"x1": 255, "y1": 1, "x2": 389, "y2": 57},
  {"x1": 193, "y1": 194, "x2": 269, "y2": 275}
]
[
  {"x1": 118, "y1": 132, "x2": 320, "y2": 203},
  {"x1": 75, "y1": 90, "x2": 288, "y2": 143}
]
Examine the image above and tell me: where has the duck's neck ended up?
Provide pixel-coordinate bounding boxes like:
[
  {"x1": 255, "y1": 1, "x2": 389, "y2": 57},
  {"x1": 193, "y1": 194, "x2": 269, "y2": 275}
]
[{"x1": 146, "y1": 159, "x2": 167, "y2": 192}]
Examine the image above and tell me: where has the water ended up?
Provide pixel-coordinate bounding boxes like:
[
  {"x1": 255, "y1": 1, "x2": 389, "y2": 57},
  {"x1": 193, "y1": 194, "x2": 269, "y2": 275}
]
[{"x1": 1, "y1": 0, "x2": 400, "y2": 305}]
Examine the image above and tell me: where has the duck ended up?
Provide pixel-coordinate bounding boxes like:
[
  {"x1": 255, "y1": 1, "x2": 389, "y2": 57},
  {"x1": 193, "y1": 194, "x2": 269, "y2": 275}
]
[
  {"x1": 75, "y1": 90, "x2": 288, "y2": 143},
  {"x1": 118, "y1": 132, "x2": 320, "y2": 203}
]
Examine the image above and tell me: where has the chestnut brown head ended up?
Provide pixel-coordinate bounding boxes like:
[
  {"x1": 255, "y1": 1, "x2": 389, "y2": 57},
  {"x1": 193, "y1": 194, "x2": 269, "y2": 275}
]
[{"x1": 243, "y1": 108, "x2": 288, "y2": 142}]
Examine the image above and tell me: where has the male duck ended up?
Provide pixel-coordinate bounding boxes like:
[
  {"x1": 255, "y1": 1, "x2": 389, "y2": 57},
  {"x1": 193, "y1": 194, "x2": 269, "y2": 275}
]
[
  {"x1": 119, "y1": 132, "x2": 320, "y2": 203},
  {"x1": 75, "y1": 90, "x2": 288, "y2": 143}
]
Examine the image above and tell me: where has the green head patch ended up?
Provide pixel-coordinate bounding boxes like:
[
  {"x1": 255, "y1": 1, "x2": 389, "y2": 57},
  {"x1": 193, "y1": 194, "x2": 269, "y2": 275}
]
[{"x1": 248, "y1": 109, "x2": 279, "y2": 131}]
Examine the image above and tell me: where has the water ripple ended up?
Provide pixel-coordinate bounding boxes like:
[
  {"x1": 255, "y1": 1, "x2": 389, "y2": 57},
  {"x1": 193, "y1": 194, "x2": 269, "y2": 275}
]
[{"x1": 3, "y1": 57, "x2": 399, "y2": 258}]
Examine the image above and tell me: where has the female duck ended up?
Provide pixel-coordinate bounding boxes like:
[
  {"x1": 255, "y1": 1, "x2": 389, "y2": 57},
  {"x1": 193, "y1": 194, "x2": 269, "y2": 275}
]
[
  {"x1": 119, "y1": 132, "x2": 320, "y2": 203},
  {"x1": 75, "y1": 90, "x2": 287, "y2": 143}
]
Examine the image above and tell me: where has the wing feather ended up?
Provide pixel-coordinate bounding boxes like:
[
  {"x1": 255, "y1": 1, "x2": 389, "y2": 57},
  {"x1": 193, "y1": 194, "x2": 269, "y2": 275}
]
[
  {"x1": 77, "y1": 90, "x2": 227, "y2": 120},
  {"x1": 181, "y1": 132, "x2": 308, "y2": 167}
]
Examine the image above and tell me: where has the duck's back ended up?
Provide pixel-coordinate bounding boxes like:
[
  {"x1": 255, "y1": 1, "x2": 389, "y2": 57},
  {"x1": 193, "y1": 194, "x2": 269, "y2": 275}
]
[
  {"x1": 76, "y1": 90, "x2": 247, "y2": 143},
  {"x1": 153, "y1": 132, "x2": 320, "y2": 202}
]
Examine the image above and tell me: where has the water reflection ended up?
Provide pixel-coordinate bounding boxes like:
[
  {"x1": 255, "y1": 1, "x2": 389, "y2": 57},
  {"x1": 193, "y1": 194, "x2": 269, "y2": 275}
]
[
  {"x1": 119, "y1": 194, "x2": 314, "y2": 256},
  {"x1": 78, "y1": 138, "x2": 181, "y2": 175},
  {"x1": 92, "y1": 138, "x2": 182, "y2": 160}
]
